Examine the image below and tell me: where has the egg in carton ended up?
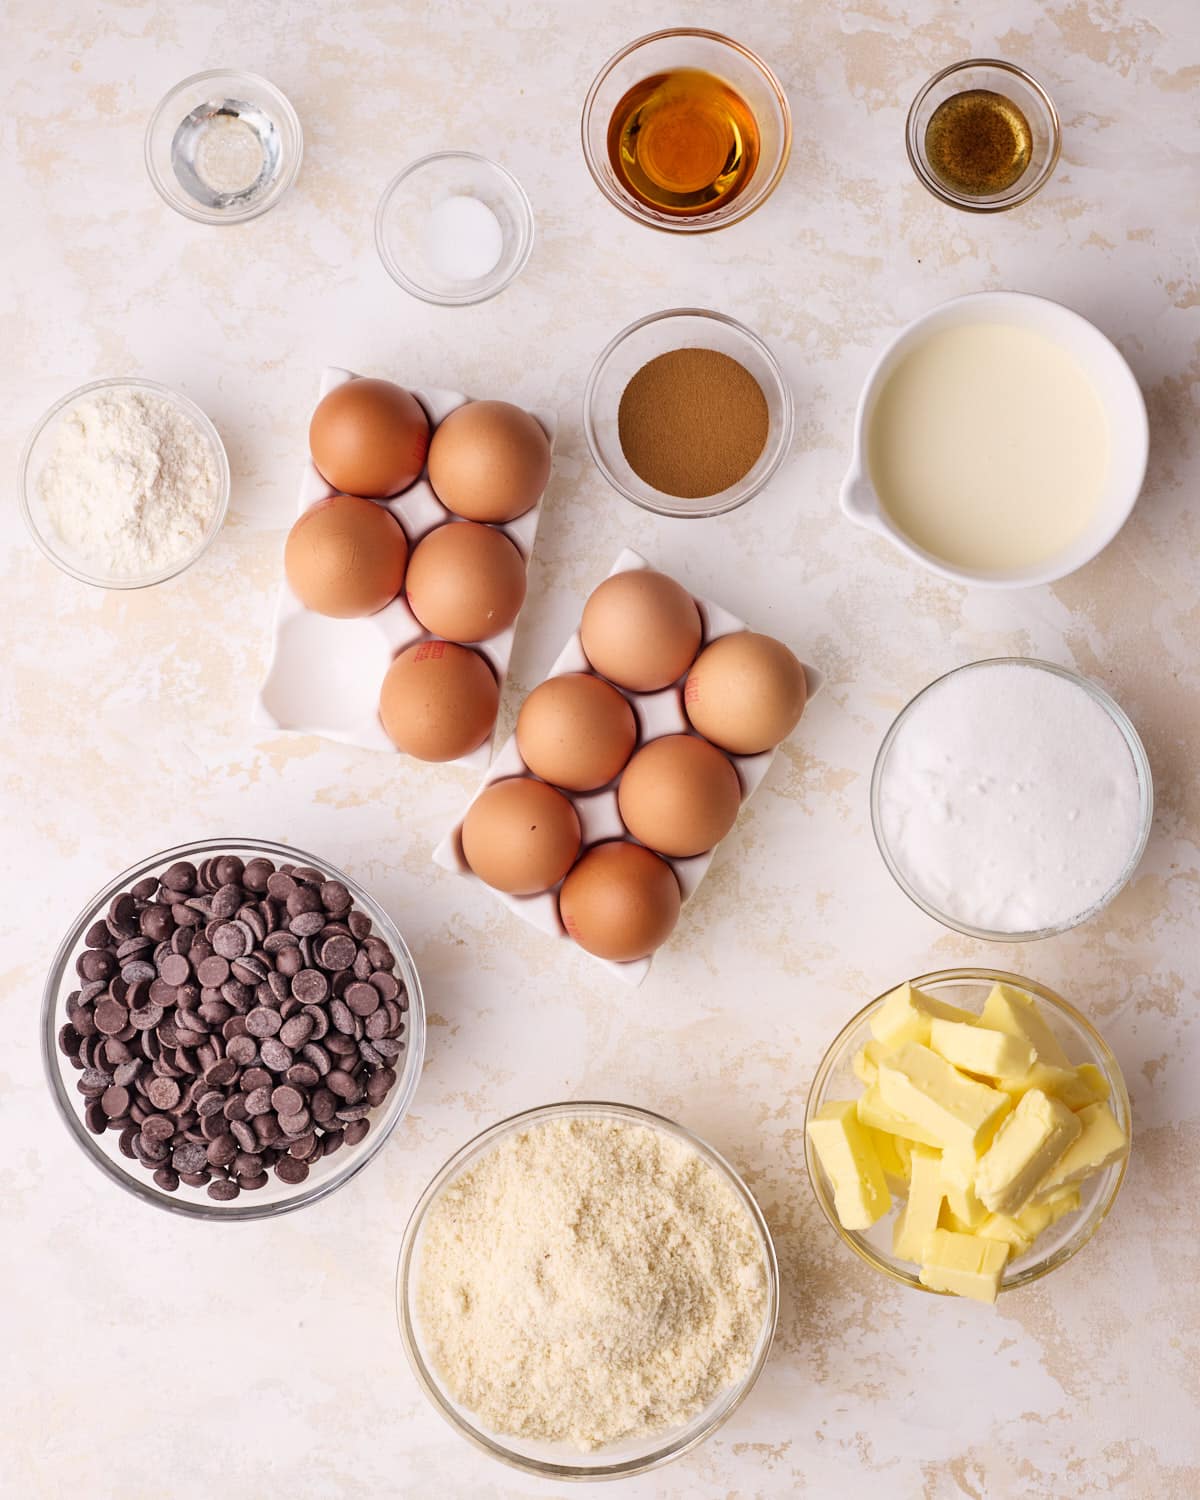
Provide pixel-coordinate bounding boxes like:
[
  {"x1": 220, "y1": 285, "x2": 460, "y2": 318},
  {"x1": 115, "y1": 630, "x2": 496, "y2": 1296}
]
[
  {"x1": 254, "y1": 367, "x2": 556, "y2": 770},
  {"x1": 433, "y1": 548, "x2": 824, "y2": 984}
]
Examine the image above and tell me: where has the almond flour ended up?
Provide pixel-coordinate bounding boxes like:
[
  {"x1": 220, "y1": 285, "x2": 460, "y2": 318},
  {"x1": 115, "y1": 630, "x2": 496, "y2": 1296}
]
[{"x1": 415, "y1": 1115, "x2": 769, "y2": 1451}]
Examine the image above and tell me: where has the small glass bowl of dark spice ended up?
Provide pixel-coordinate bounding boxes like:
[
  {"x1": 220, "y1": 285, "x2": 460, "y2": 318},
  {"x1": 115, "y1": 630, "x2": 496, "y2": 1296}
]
[
  {"x1": 583, "y1": 308, "x2": 794, "y2": 518},
  {"x1": 906, "y1": 59, "x2": 1061, "y2": 212},
  {"x1": 42, "y1": 838, "x2": 425, "y2": 1219}
]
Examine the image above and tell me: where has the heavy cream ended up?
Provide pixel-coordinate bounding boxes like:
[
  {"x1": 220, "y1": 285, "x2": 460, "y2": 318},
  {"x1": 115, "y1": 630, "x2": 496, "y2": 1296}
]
[
  {"x1": 867, "y1": 322, "x2": 1109, "y2": 573},
  {"x1": 876, "y1": 662, "x2": 1145, "y2": 934}
]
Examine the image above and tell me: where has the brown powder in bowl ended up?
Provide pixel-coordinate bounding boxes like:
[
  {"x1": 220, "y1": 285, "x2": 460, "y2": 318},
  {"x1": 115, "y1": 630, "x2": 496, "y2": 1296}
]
[{"x1": 617, "y1": 347, "x2": 770, "y2": 499}]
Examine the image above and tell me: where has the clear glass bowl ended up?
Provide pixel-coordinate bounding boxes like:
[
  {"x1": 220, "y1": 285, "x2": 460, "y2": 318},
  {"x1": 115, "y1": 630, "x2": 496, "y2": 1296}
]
[
  {"x1": 906, "y1": 59, "x2": 1061, "y2": 213},
  {"x1": 375, "y1": 152, "x2": 534, "y2": 306},
  {"x1": 805, "y1": 969, "x2": 1131, "y2": 1295},
  {"x1": 42, "y1": 838, "x2": 425, "y2": 1220},
  {"x1": 583, "y1": 308, "x2": 794, "y2": 517},
  {"x1": 397, "y1": 1100, "x2": 779, "y2": 1479},
  {"x1": 582, "y1": 29, "x2": 791, "y2": 234},
  {"x1": 871, "y1": 659, "x2": 1154, "y2": 941},
  {"x1": 145, "y1": 69, "x2": 303, "y2": 225},
  {"x1": 19, "y1": 378, "x2": 231, "y2": 590}
]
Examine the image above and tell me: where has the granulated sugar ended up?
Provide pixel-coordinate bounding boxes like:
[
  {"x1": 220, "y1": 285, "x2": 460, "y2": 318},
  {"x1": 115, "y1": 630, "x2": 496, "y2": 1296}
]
[
  {"x1": 38, "y1": 388, "x2": 219, "y2": 578},
  {"x1": 415, "y1": 1115, "x2": 768, "y2": 1451},
  {"x1": 877, "y1": 661, "x2": 1144, "y2": 933}
]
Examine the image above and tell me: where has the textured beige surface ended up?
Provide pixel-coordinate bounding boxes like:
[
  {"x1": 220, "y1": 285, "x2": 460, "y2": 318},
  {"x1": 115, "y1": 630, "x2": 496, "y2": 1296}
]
[{"x1": 2, "y1": 1, "x2": 1198, "y2": 1497}]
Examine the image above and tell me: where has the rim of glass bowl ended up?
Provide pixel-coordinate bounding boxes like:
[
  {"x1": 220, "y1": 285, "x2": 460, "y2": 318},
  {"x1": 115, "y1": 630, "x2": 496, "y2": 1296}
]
[
  {"x1": 905, "y1": 58, "x2": 1062, "y2": 214},
  {"x1": 42, "y1": 837, "x2": 426, "y2": 1221},
  {"x1": 804, "y1": 968, "x2": 1132, "y2": 1295},
  {"x1": 19, "y1": 378, "x2": 231, "y2": 590},
  {"x1": 582, "y1": 307, "x2": 795, "y2": 518},
  {"x1": 870, "y1": 658, "x2": 1154, "y2": 942},
  {"x1": 374, "y1": 151, "x2": 535, "y2": 306},
  {"x1": 581, "y1": 28, "x2": 792, "y2": 235},
  {"x1": 144, "y1": 68, "x2": 304, "y2": 226},
  {"x1": 396, "y1": 1100, "x2": 780, "y2": 1480}
]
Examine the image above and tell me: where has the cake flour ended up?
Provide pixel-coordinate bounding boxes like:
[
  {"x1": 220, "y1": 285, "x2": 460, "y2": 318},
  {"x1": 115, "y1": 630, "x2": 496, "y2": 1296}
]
[{"x1": 38, "y1": 388, "x2": 220, "y2": 578}]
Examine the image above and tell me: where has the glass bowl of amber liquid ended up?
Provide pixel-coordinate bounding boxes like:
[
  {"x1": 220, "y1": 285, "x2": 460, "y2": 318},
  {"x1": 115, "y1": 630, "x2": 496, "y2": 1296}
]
[
  {"x1": 582, "y1": 29, "x2": 791, "y2": 234},
  {"x1": 906, "y1": 59, "x2": 1061, "y2": 212}
]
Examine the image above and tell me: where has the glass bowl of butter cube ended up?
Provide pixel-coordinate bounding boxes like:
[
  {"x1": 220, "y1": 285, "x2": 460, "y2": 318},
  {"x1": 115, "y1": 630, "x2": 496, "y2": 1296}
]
[{"x1": 804, "y1": 970, "x2": 1131, "y2": 1304}]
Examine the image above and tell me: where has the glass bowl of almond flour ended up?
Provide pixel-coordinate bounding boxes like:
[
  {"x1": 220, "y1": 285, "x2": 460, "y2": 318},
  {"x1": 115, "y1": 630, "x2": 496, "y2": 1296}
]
[
  {"x1": 397, "y1": 1101, "x2": 779, "y2": 1479},
  {"x1": 20, "y1": 378, "x2": 230, "y2": 589}
]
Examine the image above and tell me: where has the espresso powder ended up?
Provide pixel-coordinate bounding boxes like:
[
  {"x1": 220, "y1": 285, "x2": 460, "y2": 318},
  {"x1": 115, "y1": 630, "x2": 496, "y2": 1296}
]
[{"x1": 618, "y1": 347, "x2": 769, "y2": 499}]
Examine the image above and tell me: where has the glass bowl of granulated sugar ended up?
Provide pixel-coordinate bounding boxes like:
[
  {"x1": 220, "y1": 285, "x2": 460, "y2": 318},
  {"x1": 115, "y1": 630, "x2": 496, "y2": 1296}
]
[
  {"x1": 20, "y1": 378, "x2": 230, "y2": 589},
  {"x1": 397, "y1": 1100, "x2": 780, "y2": 1480}
]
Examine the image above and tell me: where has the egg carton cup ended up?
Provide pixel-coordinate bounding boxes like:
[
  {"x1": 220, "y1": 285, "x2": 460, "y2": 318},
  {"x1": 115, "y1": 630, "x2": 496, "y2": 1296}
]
[
  {"x1": 434, "y1": 548, "x2": 824, "y2": 984},
  {"x1": 254, "y1": 367, "x2": 556, "y2": 770}
]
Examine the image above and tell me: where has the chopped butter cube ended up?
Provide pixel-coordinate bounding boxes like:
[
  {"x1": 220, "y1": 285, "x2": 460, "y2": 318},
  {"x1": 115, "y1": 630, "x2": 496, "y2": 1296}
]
[
  {"x1": 919, "y1": 1229, "x2": 1010, "y2": 1304},
  {"x1": 852, "y1": 1039, "x2": 889, "y2": 1087},
  {"x1": 856, "y1": 1085, "x2": 943, "y2": 1148},
  {"x1": 877, "y1": 1043, "x2": 1012, "y2": 1156},
  {"x1": 807, "y1": 1100, "x2": 892, "y2": 1230},
  {"x1": 996, "y1": 1061, "x2": 1111, "y2": 1113},
  {"x1": 893, "y1": 1145, "x2": 944, "y2": 1262},
  {"x1": 870, "y1": 982, "x2": 974, "y2": 1048},
  {"x1": 1036, "y1": 1102, "x2": 1128, "y2": 1198},
  {"x1": 938, "y1": 1203, "x2": 979, "y2": 1235},
  {"x1": 1072, "y1": 1064, "x2": 1111, "y2": 1109},
  {"x1": 867, "y1": 1126, "x2": 912, "y2": 1187},
  {"x1": 975, "y1": 1090, "x2": 1082, "y2": 1216},
  {"x1": 941, "y1": 1171, "x2": 987, "y2": 1229},
  {"x1": 977, "y1": 1211, "x2": 1035, "y2": 1255},
  {"x1": 977, "y1": 983, "x2": 1070, "y2": 1068},
  {"x1": 1018, "y1": 1184, "x2": 1082, "y2": 1239},
  {"x1": 929, "y1": 1018, "x2": 1035, "y2": 1079}
]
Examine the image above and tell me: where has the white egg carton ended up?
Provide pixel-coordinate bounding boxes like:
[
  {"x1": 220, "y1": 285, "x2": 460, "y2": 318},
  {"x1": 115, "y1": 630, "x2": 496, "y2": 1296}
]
[
  {"x1": 433, "y1": 549, "x2": 824, "y2": 984},
  {"x1": 254, "y1": 367, "x2": 556, "y2": 770}
]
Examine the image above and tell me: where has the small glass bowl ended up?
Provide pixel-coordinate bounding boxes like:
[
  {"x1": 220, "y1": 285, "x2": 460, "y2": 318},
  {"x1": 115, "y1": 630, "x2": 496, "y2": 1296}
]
[
  {"x1": 42, "y1": 838, "x2": 426, "y2": 1220},
  {"x1": 805, "y1": 969, "x2": 1131, "y2": 1296},
  {"x1": 397, "y1": 1100, "x2": 779, "y2": 1480},
  {"x1": 145, "y1": 69, "x2": 303, "y2": 225},
  {"x1": 583, "y1": 308, "x2": 794, "y2": 518},
  {"x1": 19, "y1": 378, "x2": 231, "y2": 590},
  {"x1": 582, "y1": 29, "x2": 792, "y2": 234},
  {"x1": 906, "y1": 59, "x2": 1061, "y2": 213},
  {"x1": 871, "y1": 659, "x2": 1153, "y2": 942},
  {"x1": 375, "y1": 153, "x2": 534, "y2": 306}
]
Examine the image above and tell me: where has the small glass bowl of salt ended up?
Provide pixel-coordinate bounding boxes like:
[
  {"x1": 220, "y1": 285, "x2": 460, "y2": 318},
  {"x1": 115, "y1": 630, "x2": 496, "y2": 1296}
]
[
  {"x1": 145, "y1": 70, "x2": 303, "y2": 225},
  {"x1": 375, "y1": 152, "x2": 534, "y2": 305}
]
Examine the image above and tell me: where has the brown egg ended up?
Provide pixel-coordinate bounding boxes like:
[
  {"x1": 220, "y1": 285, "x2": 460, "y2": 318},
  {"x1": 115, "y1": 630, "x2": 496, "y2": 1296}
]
[
  {"x1": 684, "y1": 632, "x2": 808, "y2": 755},
  {"x1": 558, "y1": 841, "x2": 681, "y2": 962},
  {"x1": 617, "y1": 734, "x2": 742, "y2": 857},
  {"x1": 461, "y1": 777, "x2": 582, "y2": 895},
  {"x1": 579, "y1": 570, "x2": 702, "y2": 693},
  {"x1": 516, "y1": 673, "x2": 638, "y2": 792},
  {"x1": 309, "y1": 378, "x2": 430, "y2": 498},
  {"x1": 404, "y1": 522, "x2": 527, "y2": 643},
  {"x1": 284, "y1": 494, "x2": 408, "y2": 618},
  {"x1": 379, "y1": 641, "x2": 498, "y2": 761},
  {"x1": 428, "y1": 400, "x2": 551, "y2": 523}
]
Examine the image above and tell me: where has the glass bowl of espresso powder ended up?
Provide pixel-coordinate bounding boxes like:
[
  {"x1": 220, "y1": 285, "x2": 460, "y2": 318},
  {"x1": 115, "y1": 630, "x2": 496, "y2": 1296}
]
[{"x1": 583, "y1": 308, "x2": 793, "y2": 517}]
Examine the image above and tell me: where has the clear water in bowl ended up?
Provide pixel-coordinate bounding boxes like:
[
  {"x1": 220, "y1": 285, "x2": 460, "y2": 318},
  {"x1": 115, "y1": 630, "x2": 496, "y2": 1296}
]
[{"x1": 171, "y1": 97, "x2": 281, "y2": 211}]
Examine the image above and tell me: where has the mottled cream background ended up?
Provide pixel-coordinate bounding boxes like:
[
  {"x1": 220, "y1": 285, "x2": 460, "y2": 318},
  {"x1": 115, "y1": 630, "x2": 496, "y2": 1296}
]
[{"x1": 2, "y1": 1, "x2": 1198, "y2": 1496}]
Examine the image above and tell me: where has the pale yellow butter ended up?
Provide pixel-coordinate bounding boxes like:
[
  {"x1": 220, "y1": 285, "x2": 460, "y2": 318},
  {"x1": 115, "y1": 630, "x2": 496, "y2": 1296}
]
[
  {"x1": 1036, "y1": 1102, "x2": 1128, "y2": 1198},
  {"x1": 877, "y1": 1042, "x2": 1011, "y2": 1155},
  {"x1": 852, "y1": 1039, "x2": 888, "y2": 1087},
  {"x1": 929, "y1": 1018, "x2": 1035, "y2": 1079},
  {"x1": 1019, "y1": 1184, "x2": 1082, "y2": 1237},
  {"x1": 807, "y1": 1100, "x2": 892, "y2": 1230},
  {"x1": 867, "y1": 1126, "x2": 912, "y2": 1187},
  {"x1": 976, "y1": 1211, "x2": 1034, "y2": 1255},
  {"x1": 996, "y1": 1060, "x2": 1111, "y2": 1113},
  {"x1": 919, "y1": 1229, "x2": 1010, "y2": 1304},
  {"x1": 870, "y1": 982, "x2": 974, "y2": 1048},
  {"x1": 978, "y1": 982, "x2": 1070, "y2": 1068},
  {"x1": 856, "y1": 1085, "x2": 943, "y2": 1148},
  {"x1": 974, "y1": 1089, "x2": 1082, "y2": 1216},
  {"x1": 941, "y1": 1170, "x2": 987, "y2": 1229},
  {"x1": 892, "y1": 1145, "x2": 944, "y2": 1261}
]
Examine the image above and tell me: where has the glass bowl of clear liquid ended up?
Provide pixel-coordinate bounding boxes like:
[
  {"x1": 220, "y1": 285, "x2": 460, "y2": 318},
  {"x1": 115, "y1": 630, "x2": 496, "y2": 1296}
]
[{"x1": 145, "y1": 70, "x2": 303, "y2": 225}]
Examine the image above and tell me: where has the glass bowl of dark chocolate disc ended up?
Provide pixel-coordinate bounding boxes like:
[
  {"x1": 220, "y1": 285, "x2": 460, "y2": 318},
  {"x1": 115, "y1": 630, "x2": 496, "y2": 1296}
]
[{"x1": 42, "y1": 839, "x2": 425, "y2": 1219}]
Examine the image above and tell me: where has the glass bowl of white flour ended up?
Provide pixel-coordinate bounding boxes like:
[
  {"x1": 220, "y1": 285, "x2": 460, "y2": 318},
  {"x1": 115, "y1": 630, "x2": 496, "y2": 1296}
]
[
  {"x1": 397, "y1": 1101, "x2": 779, "y2": 1479},
  {"x1": 20, "y1": 378, "x2": 230, "y2": 589},
  {"x1": 871, "y1": 658, "x2": 1153, "y2": 941}
]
